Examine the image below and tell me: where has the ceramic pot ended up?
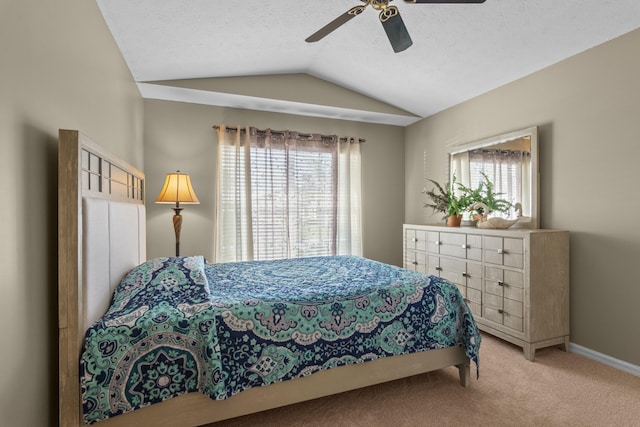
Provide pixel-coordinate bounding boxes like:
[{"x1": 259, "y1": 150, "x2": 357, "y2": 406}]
[{"x1": 447, "y1": 214, "x2": 462, "y2": 227}]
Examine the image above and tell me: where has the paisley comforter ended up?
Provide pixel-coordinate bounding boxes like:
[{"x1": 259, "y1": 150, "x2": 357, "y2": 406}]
[{"x1": 81, "y1": 255, "x2": 480, "y2": 424}]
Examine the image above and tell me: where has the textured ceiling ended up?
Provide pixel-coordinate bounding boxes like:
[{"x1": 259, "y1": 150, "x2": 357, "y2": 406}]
[{"x1": 97, "y1": 0, "x2": 640, "y2": 125}]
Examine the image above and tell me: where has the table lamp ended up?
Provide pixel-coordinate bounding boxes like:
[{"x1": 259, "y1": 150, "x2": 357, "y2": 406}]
[{"x1": 155, "y1": 171, "x2": 200, "y2": 256}]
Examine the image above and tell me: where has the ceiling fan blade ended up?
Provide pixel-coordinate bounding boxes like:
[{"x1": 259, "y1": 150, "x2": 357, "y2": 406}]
[
  {"x1": 306, "y1": 5, "x2": 367, "y2": 43},
  {"x1": 404, "y1": 0, "x2": 486, "y2": 3},
  {"x1": 379, "y1": 6, "x2": 413, "y2": 53}
]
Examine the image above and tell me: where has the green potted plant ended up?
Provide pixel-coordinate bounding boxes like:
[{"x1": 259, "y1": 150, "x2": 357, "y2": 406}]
[
  {"x1": 458, "y1": 172, "x2": 512, "y2": 221},
  {"x1": 423, "y1": 175, "x2": 472, "y2": 227}
]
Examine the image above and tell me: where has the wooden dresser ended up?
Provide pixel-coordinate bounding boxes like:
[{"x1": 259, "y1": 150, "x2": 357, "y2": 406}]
[{"x1": 403, "y1": 224, "x2": 570, "y2": 361}]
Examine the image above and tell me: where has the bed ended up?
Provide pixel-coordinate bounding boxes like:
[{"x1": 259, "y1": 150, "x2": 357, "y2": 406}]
[{"x1": 58, "y1": 129, "x2": 480, "y2": 427}]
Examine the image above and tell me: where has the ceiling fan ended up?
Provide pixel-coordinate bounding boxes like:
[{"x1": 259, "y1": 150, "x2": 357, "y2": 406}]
[{"x1": 306, "y1": 0, "x2": 486, "y2": 53}]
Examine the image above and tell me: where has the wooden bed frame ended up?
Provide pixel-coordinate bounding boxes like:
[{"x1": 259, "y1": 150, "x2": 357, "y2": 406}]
[{"x1": 58, "y1": 129, "x2": 471, "y2": 427}]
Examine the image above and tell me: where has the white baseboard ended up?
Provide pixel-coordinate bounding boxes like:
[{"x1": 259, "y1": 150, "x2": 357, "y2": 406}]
[{"x1": 569, "y1": 343, "x2": 640, "y2": 377}]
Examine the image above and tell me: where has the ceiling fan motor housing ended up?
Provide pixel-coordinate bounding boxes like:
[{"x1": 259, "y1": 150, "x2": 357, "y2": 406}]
[{"x1": 370, "y1": 0, "x2": 392, "y2": 10}]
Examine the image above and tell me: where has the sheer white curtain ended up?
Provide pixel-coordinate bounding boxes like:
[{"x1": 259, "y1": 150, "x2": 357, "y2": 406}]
[
  {"x1": 214, "y1": 124, "x2": 254, "y2": 262},
  {"x1": 337, "y1": 138, "x2": 362, "y2": 256},
  {"x1": 450, "y1": 151, "x2": 470, "y2": 196},
  {"x1": 469, "y1": 149, "x2": 530, "y2": 217},
  {"x1": 214, "y1": 125, "x2": 362, "y2": 263}
]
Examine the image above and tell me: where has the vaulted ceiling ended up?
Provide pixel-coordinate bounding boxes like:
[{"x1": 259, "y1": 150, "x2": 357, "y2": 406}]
[{"x1": 97, "y1": 0, "x2": 640, "y2": 126}]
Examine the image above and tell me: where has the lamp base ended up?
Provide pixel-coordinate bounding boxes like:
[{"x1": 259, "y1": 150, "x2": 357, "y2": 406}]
[{"x1": 172, "y1": 207, "x2": 183, "y2": 257}]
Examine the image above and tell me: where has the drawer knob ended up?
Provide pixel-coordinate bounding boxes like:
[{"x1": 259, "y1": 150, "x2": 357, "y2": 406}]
[
  {"x1": 498, "y1": 309, "x2": 504, "y2": 314},
  {"x1": 412, "y1": 261, "x2": 418, "y2": 265},
  {"x1": 462, "y1": 272, "x2": 470, "y2": 278},
  {"x1": 461, "y1": 244, "x2": 469, "y2": 249},
  {"x1": 497, "y1": 248, "x2": 508, "y2": 254},
  {"x1": 434, "y1": 240, "x2": 441, "y2": 245},
  {"x1": 498, "y1": 280, "x2": 505, "y2": 287},
  {"x1": 412, "y1": 238, "x2": 417, "y2": 242},
  {"x1": 435, "y1": 266, "x2": 443, "y2": 271}
]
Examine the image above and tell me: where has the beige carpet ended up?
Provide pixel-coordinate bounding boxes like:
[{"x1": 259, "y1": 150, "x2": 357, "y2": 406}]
[{"x1": 207, "y1": 333, "x2": 640, "y2": 427}]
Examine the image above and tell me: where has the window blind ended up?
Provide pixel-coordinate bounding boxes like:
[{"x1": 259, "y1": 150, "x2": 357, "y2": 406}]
[{"x1": 215, "y1": 125, "x2": 361, "y2": 263}]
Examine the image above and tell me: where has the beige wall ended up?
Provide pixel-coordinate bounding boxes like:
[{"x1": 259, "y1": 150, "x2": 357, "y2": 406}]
[
  {"x1": 405, "y1": 29, "x2": 640, "y2": 366},
  {"x1": 0, "y1": 1, "x2": 144, "y2": 426},
  {"x1": 144, "y1": 98, "x2": 406, "y2": 267}
]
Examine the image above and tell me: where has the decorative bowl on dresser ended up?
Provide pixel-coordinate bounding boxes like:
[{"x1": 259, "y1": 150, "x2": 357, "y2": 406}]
[{"x1": 404, "y1": 224, "x2": 569, "y2": 361}]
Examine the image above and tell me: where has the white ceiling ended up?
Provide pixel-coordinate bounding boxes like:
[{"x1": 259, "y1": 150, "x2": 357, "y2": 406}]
[{"x1": 97, "y1": 0, "x2": 640, "y2": 126}]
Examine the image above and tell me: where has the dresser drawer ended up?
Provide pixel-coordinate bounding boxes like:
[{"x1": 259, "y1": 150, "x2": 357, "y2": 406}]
[
  {"x1": 439, "y1": 232, "x2": 465, "y2": 245},
  {"x1": 427, "y1": 255, "x2": 441, "y2": 276},
  {"x1": 504, "y1": 297, "x2": 523, "y2": 317},
  {"x1": 426, "y1": 231, "x2": 441, "y2": 253},
  {"x1": 483, "y1": 236, "x2": 524, "y2": 268},
  {"x1": 439, "y1": 257, "x2": 466, "y2": 283},
  {"x1": 485, "y1": 266, "x2": 524, "y2": 295},
  {"x1": 430, "y1": 257, "x2": 482, "y2": 290},
  {"x1": 466, "y1": 301, "x2": 482, "y2": 318},
  {"x1": 404, "y1": 250, "x2": 427, "y2": 274},
  {"x1": 405, "y1": 228, "x2": 427, "y2": 252},
  {"x1": 483, "y1": 292, "x2": 502, "y2": 308},
  {"x1": 482, "y1": 305, "x2": 523, "y2": 333},
  {"x1": 485, "y1": 266, "x2": 524, "y2": 285},
  {"x1": 483, "y1": 290, "x2": 523, "y2": 314},
  {"x1": 439, "y1": 232, "x2": 466, "y2": 258},
  {"x1": 504, "y1": 238, "x2": 524, "y2": 268},
  {"x1": 467, "y1": 287, "x2": 482, "y2": 305},
  {"x1": 466, "y1": 234, "x2": 483, "y2": 261},
  {"x1": 465, "y1": 263, "x2": 483, "y2": 290},
  {"x1": 463, "y1": 288, "x2": 482, "y2": 319},
  {"x1": 485, "y1": 281, "x2": 524, "y2": 303},
  {"x1": 429, "y1": 231, "x2": 483, "y2": 261},
  {"x1": 503, "y1": 312, "x2": 523, "y2": 332},
  {"x1": 483, "y1": 305, "x2": 503, "y2": 324},
  {"x1": 440, "y1": 243, "x2": 466, "y2": 259}
]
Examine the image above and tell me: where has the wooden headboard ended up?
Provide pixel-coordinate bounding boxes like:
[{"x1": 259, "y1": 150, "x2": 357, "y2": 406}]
[{"x1": 58, "y1": 130, "x2": 146, "y2": 427}]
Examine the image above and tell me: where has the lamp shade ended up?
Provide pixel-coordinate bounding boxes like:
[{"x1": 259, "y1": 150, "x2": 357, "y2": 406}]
[{"x1": 155, "y1": 171, "x2": 200, "y2": 204}]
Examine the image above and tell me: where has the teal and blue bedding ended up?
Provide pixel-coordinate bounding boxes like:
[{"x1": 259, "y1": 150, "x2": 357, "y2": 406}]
[{"x1": 81, "y1": 255, "x2": 480, "y2": 423}]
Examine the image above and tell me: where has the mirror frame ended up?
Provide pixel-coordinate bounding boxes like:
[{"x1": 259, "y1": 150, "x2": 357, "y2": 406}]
[{"x1": 448, "y1": 126, "x2": 539, "y2": 229}]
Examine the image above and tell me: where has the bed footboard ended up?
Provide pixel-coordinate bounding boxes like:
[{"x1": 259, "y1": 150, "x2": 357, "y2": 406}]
[{"x1": 72, "y1": 345, "x2": 470, "y2": 427}]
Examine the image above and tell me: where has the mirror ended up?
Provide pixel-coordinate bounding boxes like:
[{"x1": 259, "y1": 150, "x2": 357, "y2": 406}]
[{"x1": 448, "y1": 126, "x2": 539, "y2": 229}]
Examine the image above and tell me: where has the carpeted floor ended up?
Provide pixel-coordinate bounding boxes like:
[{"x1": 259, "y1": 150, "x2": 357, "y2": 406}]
[{"x1": 206, "y1": 333, "x2": 640, "y2": 427}]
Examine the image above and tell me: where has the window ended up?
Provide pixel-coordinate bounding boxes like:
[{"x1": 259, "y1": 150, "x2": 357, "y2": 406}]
[
  {"x1": 468, "y1": 149, "x2": 530, "y2": 218},
  {"x1": 215, "y1": 126, "x2": 362, "y2": 263},
  {"x1": 451, "y1": 147, "x2": 531, "y2": 218},
  {"x1": 250, "y1": 140, "x2": 336, "y2": 260}
]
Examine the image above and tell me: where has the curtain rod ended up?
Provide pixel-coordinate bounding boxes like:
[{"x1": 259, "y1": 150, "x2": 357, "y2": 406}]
[{"x1": 213, "y1": 125, "x2": 365, "y2": 143}]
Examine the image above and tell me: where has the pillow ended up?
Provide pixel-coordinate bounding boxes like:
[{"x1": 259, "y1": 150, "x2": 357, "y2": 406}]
[{"x1": 107, "y1": 256, "x2": 210, "y2": 316}]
